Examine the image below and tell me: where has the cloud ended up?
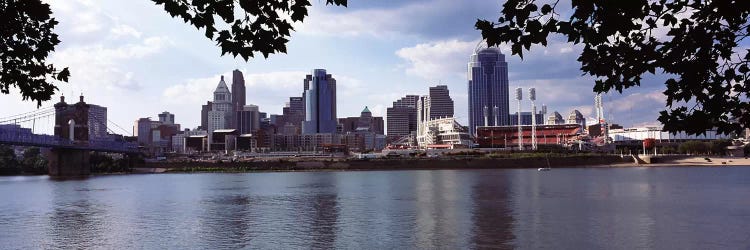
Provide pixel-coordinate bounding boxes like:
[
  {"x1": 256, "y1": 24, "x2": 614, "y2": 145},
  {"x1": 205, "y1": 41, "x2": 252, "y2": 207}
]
[
  {"x1": 109, "y1": 24, "x2": 142, "y2": 39},
  {"x1": 297, "y1": 0, "x2": 500, "y2": 39},
  {"x1": 50, "y1": 36, "x2": 173, "y2": 92},
  {"x1": 396, "y1": 39, "x2": 478, "y2": 80},
  {"x1": 46, "y1": 0, "x2": 114, "y2": 39}
]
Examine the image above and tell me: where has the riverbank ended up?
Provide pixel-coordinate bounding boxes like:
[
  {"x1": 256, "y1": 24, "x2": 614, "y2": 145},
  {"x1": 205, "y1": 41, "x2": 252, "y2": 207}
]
[{"x1": 138, "y1": 155, "x2": 630, "y2": 173}]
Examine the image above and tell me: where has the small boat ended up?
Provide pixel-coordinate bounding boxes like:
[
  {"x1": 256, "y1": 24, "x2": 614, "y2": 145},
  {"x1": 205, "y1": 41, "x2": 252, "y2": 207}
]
[{"x1": 538, "y1": 155, "x2": 552, "y2": 171}]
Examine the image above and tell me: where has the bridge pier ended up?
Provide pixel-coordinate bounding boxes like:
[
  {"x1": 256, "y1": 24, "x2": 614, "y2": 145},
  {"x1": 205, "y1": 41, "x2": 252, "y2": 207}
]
[{"x1": 48, "y1": 148, "x2": 90, "y2": 177}]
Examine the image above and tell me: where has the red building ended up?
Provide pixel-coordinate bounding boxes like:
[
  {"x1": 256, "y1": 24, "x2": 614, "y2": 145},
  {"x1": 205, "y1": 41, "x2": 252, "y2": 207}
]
[{"x1": 476, "y1": 124, "x2": 582, "y2": 148}]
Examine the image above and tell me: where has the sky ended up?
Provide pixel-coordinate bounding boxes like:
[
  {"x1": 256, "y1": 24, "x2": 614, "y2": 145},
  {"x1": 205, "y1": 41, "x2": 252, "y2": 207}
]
[{"x1": 0, "y1": 0, "x2": 671, "y2": 135}]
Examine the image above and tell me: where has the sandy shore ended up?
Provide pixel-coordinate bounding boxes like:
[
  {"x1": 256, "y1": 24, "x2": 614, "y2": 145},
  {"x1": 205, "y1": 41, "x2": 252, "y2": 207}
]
[{"x1": 608, "y1": 156, "x2": 750, "y2": 167}]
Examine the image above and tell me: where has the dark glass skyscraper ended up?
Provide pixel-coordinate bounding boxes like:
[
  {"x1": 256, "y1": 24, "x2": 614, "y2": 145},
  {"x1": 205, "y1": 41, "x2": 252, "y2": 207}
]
[
  {"x1": 302, "y1": 69, "x2": 337, "y2": 134},
  {"x1": 468, "y1": 47, "x2": 509, "y2": 136},
  {"x1": 231, "y1": 69, "x2": 246, "y2": 129}
]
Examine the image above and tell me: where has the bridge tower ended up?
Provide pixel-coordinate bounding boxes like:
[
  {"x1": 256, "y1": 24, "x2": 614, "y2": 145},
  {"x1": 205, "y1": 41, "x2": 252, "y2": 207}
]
[{"x1": 48, "y1": 95, "x2": 92, "y2": 177}]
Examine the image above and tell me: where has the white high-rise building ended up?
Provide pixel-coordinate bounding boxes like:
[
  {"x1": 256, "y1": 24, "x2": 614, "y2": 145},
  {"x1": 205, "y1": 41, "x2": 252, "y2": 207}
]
[{"x1": 207, "y1": 76, "x2": 233, "y2": 133}]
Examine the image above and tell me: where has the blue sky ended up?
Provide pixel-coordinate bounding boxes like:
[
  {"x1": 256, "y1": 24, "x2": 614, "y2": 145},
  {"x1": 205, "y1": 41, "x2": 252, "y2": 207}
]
[{"x1": 0, "y1": 0, "x2": 669, "y2": 135}]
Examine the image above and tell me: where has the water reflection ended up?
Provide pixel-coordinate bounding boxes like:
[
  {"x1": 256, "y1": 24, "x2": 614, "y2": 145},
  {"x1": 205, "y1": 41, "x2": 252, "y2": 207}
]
[
  {"x1": 1, "y1": 168, "x2": 749, "y2": 249},
  {"x1": 47, "y1": 181, "x2": 106, "y2": 249},
  {"x1": 470, "y1": 170, "x2": 516, "y2": 249},
  {"x1": 414, "y1": 170, "x2": 473, "y2": 248},
  {"x1": 309, "y1": 193, "x2": 339, "y2": 249},
  {"x1": 197, "y1": 176, "x2": 255, "y2": 249}
]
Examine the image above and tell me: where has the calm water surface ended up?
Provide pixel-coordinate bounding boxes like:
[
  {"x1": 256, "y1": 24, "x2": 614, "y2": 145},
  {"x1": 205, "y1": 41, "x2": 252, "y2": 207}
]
[{"x1": 1, "y1": 167, "x2": 749, "y2": 249}]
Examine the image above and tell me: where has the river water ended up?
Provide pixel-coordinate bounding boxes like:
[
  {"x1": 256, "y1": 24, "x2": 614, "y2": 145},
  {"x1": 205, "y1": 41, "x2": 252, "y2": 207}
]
[{"x1": 1, "y1": 167, "x2": 749, "y2": 249}]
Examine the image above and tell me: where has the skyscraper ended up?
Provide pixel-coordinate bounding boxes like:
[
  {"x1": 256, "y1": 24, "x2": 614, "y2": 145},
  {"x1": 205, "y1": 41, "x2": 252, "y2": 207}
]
[
  {"x1": 277, "y1": 96, "x2": 305, "y2": 133},
  {"x1": 302, "y1": 69, "x2": 337, "y2": 134},
  {"x1": 230, "y1": 69, "x2": 245, "y2": 129},
  {"x1": 207, "y1": 76, "x2": 232, "y2": 133},
  {"x1": 417, "y1": 85, "x2": 455, "y2": 138},
  {"x1": 158, "y1": 111, "x2": 175, "y2": 125},
  {"x1": 88, "y1": 104, "x2": 107, "y2": 140},
  {"x1": 386, "y1": 95, "x2": 419, "y2": 136},
  {"x1": 200, "y1": 101, "x2": 212, "y2": 131},
  {"x1": 427, "y1": 85, "x2": 454, "y2": 119},
  {"x1": 236, "y1": 104, "x2": 260, "y2": 135},
  {"x1": 468, "y1": 47, "x2": 509, "y2": 136}
]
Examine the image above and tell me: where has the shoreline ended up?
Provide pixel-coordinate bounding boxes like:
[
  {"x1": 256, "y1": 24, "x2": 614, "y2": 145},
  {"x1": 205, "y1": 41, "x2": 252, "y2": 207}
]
[
  {"x1": 133, "y1": 155, "x2": 749, "y2": 174},
  {"x1": 3, "y1": 155, "x2": 746, "y2": 177}
]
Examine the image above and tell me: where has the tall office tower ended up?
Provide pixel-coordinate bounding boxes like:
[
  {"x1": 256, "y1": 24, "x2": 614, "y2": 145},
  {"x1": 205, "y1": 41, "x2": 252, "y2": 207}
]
[
  {"x1": 88, "y1": 104, "x2": 107, "y2": 140},
  {"x1": 158, "y1": 111, "x2": 175, "y2": 125},
  {"x1": 134, "y1": 117, "x2": 152, "y2": 144},
  {"x1": 427, "y1": 85, "x2": 454, "y2": 119},
  {"x1": 207, "y1": 76, "x2": 233, "y2": 133},
  {"x1": 468, "y1": 46, "x2": 509, "y2": 136},
  {"x1": 417, "y1": 85, "x2": 454, "y2": 137},
  {"x1": 230, "y1": 69, "x2": 246, "y2": 129},
  {"x1": 236, "y1": 104, "x2": 260, "y2": 135},
  {"x1": 386, "y1": 95, "x2": 419, "y2": 136},
  {"x1": 200, "y1": 101, "x2": 212, "y2": 131},
  {"x1": 302, "y1": 69, "x2": 337, "y2": 134},
  {"x1": 281, "y1": 96, "x2": 306, "y2": 132}
]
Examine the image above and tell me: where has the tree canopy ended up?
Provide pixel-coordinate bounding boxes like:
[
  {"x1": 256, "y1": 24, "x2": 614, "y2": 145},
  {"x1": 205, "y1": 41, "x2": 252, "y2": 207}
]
[
  {"x1": 0, "y1": 0, "x2": 346, "y2": 106},
  {"x1": 476, "y1": 0, "x2": 750, "y2": 135},
  {"x1": 0, "y1": 1, "x2": 69, "y2": 106}
]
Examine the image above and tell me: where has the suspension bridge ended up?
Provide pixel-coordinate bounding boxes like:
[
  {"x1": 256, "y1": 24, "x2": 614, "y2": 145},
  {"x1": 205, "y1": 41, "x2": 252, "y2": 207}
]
[{"x1": 0, "y1": 95, "x2": 140, "y2": 177}]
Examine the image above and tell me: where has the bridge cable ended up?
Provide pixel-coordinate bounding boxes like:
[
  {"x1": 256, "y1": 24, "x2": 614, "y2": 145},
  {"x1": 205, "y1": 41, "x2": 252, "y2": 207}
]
[{"x1": 0, "y1": 106, "x2": 54, "y2": 120}]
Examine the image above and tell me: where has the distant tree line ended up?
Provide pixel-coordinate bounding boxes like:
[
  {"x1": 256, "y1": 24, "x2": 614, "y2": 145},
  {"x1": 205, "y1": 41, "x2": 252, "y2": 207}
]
[
  {"x1": 0, "y1": 145, "x2": 47, "y2": 175},
  {"x1": 89, "y1": 153, "x2": 136, "y2": 174},
  {"x1": 0, "y1": 146, "x2": 137, "y2": 175}
]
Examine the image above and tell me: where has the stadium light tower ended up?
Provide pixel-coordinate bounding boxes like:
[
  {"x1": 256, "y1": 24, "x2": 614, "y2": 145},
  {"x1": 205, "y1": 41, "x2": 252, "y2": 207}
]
[
  {"x1": 515, "y1": 87, "x2": 523, "y2": 150},
  {"x1": 483, "y1": 105, "x2": 489, "y2": 126},
  {"x1": 493, "y1": 106, "x2": 499, "y2": 126},
  {"x1": 529, "y1": 88, "x2": 537, "y2": 150},
  {"x1": 595, "y1": 94, "x2": 608, "y2": 144}
]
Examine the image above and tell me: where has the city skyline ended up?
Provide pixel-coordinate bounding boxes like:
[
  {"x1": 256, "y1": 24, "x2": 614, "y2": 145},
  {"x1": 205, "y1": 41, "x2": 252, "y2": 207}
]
[{"x1": 0, "y1": 0, "x2": 671, "y2": 136}]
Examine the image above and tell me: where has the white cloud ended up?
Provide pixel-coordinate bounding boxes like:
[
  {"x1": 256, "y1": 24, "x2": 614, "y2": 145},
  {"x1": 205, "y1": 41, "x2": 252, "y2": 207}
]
[
  {"x1": 608, "y1": 91, "x2": 666, "y2": 113},
  {"x1": 46, "y1": 0, "x2": 112, "y2": 36},
  {"x1": 396, "y1": 39, "x2": 478, "y2": 80},
  {"x1": 109, "y1": 24, "x2": 142, "y2": 39},
  {"x1": 297, "y1": 0, "x2": 499, "y2": 39},
  {"x1": 50, "y1": 36, "x2": 173, "y2": 92},
  {"x1": 297, "y1": 7, "x2": 401, "y2": 38}
]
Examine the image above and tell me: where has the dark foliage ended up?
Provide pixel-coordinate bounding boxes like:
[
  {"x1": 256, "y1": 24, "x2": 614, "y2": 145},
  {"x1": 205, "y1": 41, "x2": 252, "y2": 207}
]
[
  {"x1": 0, "y1": 145, "x2": 19, "y2": 170},
  {"x1": 678, "y1": 140, "x2": 709, "y2": 154},
  {"x1": 477, "y1": 0, "x2": 750, "y2": 135},
  {"x1": 0, "y1": 0, "x2": 69, "y2": 106},
  {"x1": 21, "y1": 147, "x2": 47, "y2": 174},
  {"x1": 0, "y1": 146, "x2": 47, "y2": 175},
  {"x1": 90, "y1": 153, "x2": 134, "y2": 173}
]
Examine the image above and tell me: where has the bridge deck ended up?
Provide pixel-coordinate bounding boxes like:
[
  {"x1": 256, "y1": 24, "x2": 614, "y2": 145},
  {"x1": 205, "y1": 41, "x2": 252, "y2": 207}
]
[{"x1": 0, "y1": 131, "x2": 139, "y2": 154}]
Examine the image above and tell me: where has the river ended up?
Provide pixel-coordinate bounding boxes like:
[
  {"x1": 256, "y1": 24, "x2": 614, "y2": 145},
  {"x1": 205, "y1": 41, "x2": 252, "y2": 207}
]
[{"x1": 1, "y1": 167, "x2": 749, "y2": 249}]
